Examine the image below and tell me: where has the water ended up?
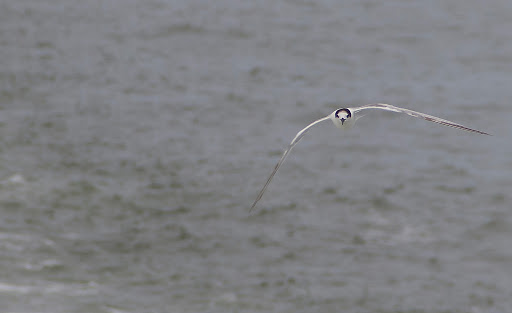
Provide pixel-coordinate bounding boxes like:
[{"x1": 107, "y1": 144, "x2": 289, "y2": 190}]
[{"x1": 0, "y1": 0, "x2": 511, "y2": 312}]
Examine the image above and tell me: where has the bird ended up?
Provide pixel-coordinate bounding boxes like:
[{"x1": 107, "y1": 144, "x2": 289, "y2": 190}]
[{"x1": 250, "y1": 103, "x2": 490, "y2": 212}]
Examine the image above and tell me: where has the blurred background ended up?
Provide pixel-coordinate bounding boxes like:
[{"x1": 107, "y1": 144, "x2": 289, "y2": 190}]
[{"x1": 0, "y1": 0, "x2": 511, "y2": 312}]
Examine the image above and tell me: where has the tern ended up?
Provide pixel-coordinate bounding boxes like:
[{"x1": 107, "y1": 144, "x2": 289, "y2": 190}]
[{"x1": 250, "y1": 103, "x2": 490, "y2": 211}]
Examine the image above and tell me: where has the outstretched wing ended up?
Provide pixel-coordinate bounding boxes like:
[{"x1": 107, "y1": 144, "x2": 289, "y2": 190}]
[
  {"x1": 250, "y1": 115, "x2": 331, "y2": 212},
  {"x1": 350, "y1": 103, "x2": 490, "y2": 135}
]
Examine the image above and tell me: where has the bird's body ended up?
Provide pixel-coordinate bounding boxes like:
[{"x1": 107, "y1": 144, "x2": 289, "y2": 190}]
[{"x1": 250, "y1": 103, "x2": 490, "y2": 211}]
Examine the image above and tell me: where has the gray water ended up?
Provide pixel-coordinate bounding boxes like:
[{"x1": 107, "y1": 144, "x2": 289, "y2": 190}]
[{"x1": 0, "y1": 0, "x2": 511, "y2": 312}]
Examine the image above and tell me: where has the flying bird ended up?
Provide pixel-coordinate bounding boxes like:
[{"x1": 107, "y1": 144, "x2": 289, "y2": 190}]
[{"x1": 250, "y1": 103, "x2": 490, "y2": 211}]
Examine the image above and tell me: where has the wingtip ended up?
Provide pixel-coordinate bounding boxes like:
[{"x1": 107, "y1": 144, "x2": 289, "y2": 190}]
[
  {"x1": 476, "y1": 129, "x2": 492, "y2": 136},
  {"x1": 248, "y1": 201, "x2": 258, "y2": 214}
]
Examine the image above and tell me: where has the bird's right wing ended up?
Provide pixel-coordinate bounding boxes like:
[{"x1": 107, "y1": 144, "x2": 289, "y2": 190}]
[{"x1": 250, "y1": 115, "x2": 331, "y2": 212}]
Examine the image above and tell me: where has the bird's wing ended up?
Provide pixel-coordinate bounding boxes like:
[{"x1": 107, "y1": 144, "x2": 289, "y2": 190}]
[
  {"x1": 350, "y1": 103, "x2": 490, "y2": 135},
  {"x1": 250, "y1": 115, "x2": 331, "y2": 212}
]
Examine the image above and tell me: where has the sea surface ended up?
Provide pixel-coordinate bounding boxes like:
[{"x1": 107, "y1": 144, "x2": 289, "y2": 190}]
[{"x1": 0, "y1": 0, "x2": 511, "y2": 312}]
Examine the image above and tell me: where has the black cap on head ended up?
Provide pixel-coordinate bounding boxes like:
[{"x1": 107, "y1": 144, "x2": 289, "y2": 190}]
[{"x1": 334, "y1": 108, "x2": 351, "y2": 119}]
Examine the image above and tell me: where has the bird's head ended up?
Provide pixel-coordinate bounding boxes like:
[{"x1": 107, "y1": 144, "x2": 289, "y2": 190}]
[{"x1": 330, "y1": 108, "x2": 353, "y2": 129}]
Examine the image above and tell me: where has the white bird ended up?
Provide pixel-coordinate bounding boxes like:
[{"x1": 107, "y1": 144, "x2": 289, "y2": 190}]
[{"x1": 250, "y1": 103, "x2": 490, "y2": 211}]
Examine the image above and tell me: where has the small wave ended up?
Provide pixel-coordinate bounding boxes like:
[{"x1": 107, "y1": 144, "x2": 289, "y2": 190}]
[{"x1": 0, "y1": 281, "x2": 98, "y2": 296}]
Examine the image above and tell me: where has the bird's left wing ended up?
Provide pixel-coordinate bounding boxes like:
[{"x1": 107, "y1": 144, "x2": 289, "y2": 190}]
[{"x1": 350, "y1": 103, "x2": 490, "y2": 135}]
